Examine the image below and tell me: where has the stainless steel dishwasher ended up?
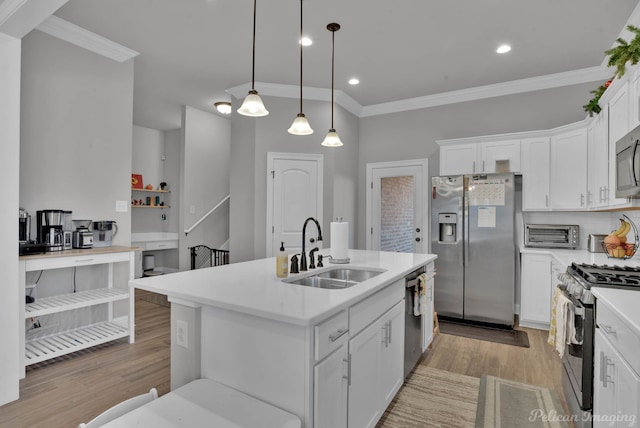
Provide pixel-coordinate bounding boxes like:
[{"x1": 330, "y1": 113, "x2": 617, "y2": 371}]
[{"x1": 404, "y1": 266, "x2": 426, "y2": 378}]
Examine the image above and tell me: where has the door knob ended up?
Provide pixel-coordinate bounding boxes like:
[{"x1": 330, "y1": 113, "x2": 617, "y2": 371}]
[
  {"x1": 416, "y1": 228, "x2": 421, "y2": 233},
  {"x1": 415, "y1": 237, "x2": 421, "y2": 242}
]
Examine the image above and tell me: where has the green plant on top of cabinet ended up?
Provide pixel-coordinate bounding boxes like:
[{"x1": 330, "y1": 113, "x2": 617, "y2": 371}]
[{"x1": 438, "y1": 140, "x2": 521, "y2": 175}]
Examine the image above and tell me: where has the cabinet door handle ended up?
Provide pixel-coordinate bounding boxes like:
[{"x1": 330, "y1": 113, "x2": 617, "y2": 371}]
[
  {"x1": 472, "y1": 161, "x2": 476, "y2": 173},
  {"x1": 329, "y1": 328, "x2": 348, "y2": 342},
  {"x1": 545, "y1": 195, "x2": 549, "y2": 208},
  {"x1": 343, "y1": 355, "x2": 351, "y2": 386},
  {"x1": 482, "y1": 160, "x2": 485, "y2": 172},
  {"x1": 601, "y1": 352, "x2": 615, "y2": 387},
  {"x1": 387, "y1": 319, "x2": 393, "y2": 345},
  {"x1": 600, "y1": 324, "x2": 616, "y2": 335},
  {"x1": 580, "y1": 193, "x2": 585, "y2": 206},
  {"x1": 381, "y1": 323, "x2": 388, "y2": 346}
]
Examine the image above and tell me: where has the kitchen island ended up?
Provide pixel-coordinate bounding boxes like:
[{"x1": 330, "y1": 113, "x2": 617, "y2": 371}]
[{"x1": 130, "y1": 249, "x2": 436, "y2": 428}]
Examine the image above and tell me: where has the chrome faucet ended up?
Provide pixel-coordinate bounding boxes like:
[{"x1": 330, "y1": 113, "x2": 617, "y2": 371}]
[{"x1": 300, "y1": 217, "x2": 323, "y2": 271}]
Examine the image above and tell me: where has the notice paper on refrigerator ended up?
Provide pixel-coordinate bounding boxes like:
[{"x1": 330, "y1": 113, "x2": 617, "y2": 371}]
[
  {"x1": 477, "y1": 206, "x2": 496, "y2": 228},
  {"x1": 468, "y1": 178, "x2": 506, "y2": 206}
]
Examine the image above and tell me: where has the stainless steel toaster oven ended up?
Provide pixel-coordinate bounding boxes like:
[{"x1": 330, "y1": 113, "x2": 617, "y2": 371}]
[{"x1": 524, "y1": 224, "x2": 579, "y2": 249}]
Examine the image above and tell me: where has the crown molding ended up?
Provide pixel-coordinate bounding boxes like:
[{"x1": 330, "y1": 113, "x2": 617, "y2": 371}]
[
  {"x1": 227, "y1": 66, "x2": 610, "y2": 119},
  {"x1": 36, "y1": 15, "x2": 138, "y2": 63},
  {"x1": 0, "y1": 0, "x2": 28, "y2": 28},
  {"x1": 360, "y1": 66, "x2": 612, "y2": 118}
]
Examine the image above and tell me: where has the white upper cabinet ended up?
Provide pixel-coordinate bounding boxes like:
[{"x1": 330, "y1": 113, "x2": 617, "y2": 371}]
[
  {"x1": 439, "y1": 140, "x2": 521, "y2": 175},
  {"x1": 609, "y1": 81, "x2": 631, "y2": 145},
  {"x1": 439, "y1": 143, "x2": 478, "y2": 175},
  {"x1": 521, "y1": 137, "x2": 551, "y2": 211},
  {"x1": 550, "y1": 128, "x2": 588, "y2": 210},
  {"x1": 587, "y1": 108, "x2": 610, "y2": 209}
]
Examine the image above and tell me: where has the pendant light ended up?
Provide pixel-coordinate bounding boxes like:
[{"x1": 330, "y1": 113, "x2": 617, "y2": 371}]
[
  {"x1": 321, "y1": 23, "x2": 343, "y2": 147},
  {"x1": 288, "y1": 0, "x2": 313, "y2": 135},
  {"x1": 237, "y1": 0, "x2": 269, "y2": 117}
]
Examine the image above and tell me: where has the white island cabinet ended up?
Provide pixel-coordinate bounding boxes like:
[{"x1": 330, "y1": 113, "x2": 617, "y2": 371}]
[
  {"x1": 591, "y1": 288, "x2": 640, "y2": 428},
  {"x1": 131, "y1": 249, "x2": 436, "y2": 428}
]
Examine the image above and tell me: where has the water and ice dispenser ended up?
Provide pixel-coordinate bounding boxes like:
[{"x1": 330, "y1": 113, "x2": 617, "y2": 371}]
[{"x1": 438, "y1": 213, "x2": 457, "y2": 243}]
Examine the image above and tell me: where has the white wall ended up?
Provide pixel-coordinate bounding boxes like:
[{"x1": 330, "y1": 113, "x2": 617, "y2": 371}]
[
  {"x1": 179, "y1": 106, "x2": 230, "y2": 270},
  {"x1": 20, "y1": 30, "x2": 134, "y2": 242},
  {"x1": 0, "y1": 33, "x2": 22, "y2": 406},
  {"x1": 229, "y1": 95, "x2": 360, "y2": 262}
]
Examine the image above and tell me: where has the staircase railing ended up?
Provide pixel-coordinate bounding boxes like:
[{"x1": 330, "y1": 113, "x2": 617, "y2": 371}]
[{"x1": 184, "y1": 194, "x2": 230, "y2": 236}]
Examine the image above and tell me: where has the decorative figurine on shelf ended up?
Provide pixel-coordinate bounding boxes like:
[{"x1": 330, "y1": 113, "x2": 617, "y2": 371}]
[
  {"x1": 160, "y1": 182, "x2": 167, "y2": 190},
  {"x1": 145, "y1": 184, "x2": 154, "y2": 190}
]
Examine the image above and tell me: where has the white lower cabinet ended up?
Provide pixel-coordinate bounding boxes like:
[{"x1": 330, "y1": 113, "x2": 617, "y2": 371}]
[
  {"x1": 593, "y1": 329, "x2": 640, "y2": 427},
  {"x1": 348, "y1": 300, "x2": 404, "y2": 428},
  {"x1": 519, "y1": 253, "x2": 552, "y2": 329},
  {"x1": 593, "y1": 299, "x2": 640, "y2": 427},
  {"x1": 314, "y1": 345, "x2": 348, "y2": 428}
]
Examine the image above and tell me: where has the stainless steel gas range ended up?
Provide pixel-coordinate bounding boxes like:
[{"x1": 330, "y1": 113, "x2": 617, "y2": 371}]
[{"x1": 559, "y1": 262, "x2": 640, "y2": 428}]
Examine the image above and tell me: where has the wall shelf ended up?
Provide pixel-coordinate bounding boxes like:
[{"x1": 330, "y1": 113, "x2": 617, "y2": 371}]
[
  {"x1": 131, "y1": 188, "x2": 170, "y2": 193},
  {"x1": 131, "y1": 205, "x2": 171, "y2": 209}
]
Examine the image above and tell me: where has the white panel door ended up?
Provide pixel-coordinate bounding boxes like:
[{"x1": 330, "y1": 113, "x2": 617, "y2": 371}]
[{"x1": 267, "y1": 153, "x2": 323, "y2": 257}]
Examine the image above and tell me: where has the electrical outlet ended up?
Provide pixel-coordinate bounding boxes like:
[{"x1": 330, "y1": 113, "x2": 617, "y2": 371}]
[
  {"x1": 177, "y1": 320, "x2": 188, "y2": 348},
  {"x1": 115, "y1": 200, "x2": 128, "y2": 212}
]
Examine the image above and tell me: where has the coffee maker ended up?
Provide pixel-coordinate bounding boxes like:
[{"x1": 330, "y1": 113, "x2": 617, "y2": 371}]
[{"x1": 37, "y1": 210, "x2": 65, "y2": 251}]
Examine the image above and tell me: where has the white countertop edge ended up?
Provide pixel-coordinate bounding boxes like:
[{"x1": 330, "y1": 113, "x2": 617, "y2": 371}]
[
  {"x1": 591, "y1": 287, "x2": 640, "y2": 336},
  {"x1": 131, "y1": 250, "x2": 437, "y2": 326},
  {"x1": 131, "y1": 232, "x2": 179, "y2": 242}
]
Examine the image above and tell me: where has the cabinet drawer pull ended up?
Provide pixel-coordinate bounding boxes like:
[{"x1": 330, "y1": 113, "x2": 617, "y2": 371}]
[
  {"x1": 329, "y1": 328, "x2": 348, "y2": 342},
  {"x1": 600, "y1": 324, "x2": 616, "y2": 335},
  {"x1": 74, "y1": 258, "x2": 95, "y2": 264}
]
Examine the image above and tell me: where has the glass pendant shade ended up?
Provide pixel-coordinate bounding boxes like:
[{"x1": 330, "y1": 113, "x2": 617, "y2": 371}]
[
  {"x1": 237, "y1": 90, "x2": 269, "y2": 117},
  {"x1": 321, "y1": 129, "x2": 343, "y2": 147},
  {"x1": 288, "y1": 113, "x2": 313, "y2": 135}
]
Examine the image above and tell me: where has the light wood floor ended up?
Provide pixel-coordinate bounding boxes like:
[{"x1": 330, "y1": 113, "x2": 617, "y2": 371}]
[{"x1": 0, "y1": 291, "x2": 567, "y2": 427}]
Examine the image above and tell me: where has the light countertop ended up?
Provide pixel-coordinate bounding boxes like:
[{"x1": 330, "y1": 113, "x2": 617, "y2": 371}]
[
  {"x1": 519, "y1": 247, "x2": 640, "y2": 269},
  {"x1": 130, "y1": 249, "x2": 436, "y2": 326},
  {"x1": 592, "y1": 288, "x2": 640, "y2": 336}
]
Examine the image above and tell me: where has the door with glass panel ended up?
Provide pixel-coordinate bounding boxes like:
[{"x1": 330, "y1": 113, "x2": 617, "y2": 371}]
[{"x1": 366, "y1": 159, "x2": 428, "y2": 253}]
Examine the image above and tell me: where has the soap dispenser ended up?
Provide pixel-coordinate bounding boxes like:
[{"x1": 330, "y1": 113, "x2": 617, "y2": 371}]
[{"x1": 276, "y1": 242, "x2": 288, "y2": 278}]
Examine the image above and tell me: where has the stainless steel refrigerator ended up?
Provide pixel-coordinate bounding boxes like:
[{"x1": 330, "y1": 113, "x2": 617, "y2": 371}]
[{"x1": 430, "y1": 173, "x2": 515, "y2": 327}]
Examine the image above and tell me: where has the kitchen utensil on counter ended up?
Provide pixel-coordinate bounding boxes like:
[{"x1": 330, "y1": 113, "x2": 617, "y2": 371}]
[
  {"x1": 92, "y1": 220, "x2": 118, "y2": 247},
  {"x1": 72, "y1": 219, "x2": 93, "y2": 249},
  {"x1": 19, "y1": 208, "x2": 31, "y2": 243},
  {"x1": 587, "y1": 234, "x2": 607, "y2": 253},
  {"x1": 36, "y1": 210, "x2": 65, "y2": 251}
]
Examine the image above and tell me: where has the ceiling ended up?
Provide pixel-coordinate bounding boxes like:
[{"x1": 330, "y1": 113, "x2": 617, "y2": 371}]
[{"x1": 50, "y1": 0, "x2": 640, "y2": 131}]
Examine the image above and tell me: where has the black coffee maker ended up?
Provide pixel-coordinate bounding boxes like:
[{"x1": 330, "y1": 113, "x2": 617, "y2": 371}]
[{"x1": 37, "y1": 209, "x2": 65, "y2": 251}]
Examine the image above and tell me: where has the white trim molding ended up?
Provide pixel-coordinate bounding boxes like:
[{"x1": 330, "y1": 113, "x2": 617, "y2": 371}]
[
  {"x1": 36, "y1": 15, "x2": 138, "y2": 63},
  {"x1": 227, "y1": 66, "x2": 611, "y2": 119}
]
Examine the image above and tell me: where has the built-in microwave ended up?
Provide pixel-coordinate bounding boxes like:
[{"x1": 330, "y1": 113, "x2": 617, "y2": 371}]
[{"x1": 616, "y1": 124, "x2": 640, "y2": 198}]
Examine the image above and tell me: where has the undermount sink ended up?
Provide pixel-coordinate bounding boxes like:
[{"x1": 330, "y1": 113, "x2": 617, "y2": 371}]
[{"x1": 284, "y1": 267, "x2": 385, "y2": 289}]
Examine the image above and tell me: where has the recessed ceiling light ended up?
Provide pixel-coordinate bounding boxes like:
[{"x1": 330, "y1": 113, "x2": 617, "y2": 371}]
[
  {"x1": 496, "y1": 44, "x2": 511, "y2": 54},
  {"x1": 300, "y1": 37, "x2": 312, "y2": 46},
  {"x1": 214, "y1": 101, "x2": 232, "y2": 114},
  {"x1": 348, "y1": 78, "x2": 359, "y2": 85}
]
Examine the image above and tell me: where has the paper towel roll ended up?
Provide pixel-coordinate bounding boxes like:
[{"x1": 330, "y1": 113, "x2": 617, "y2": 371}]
[{"x1": 330, "y1": 221, "x2": 349, "y2": 262}]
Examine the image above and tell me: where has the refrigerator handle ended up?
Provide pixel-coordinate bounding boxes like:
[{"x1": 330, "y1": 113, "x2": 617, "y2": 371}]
[{"x1": 463, "y1": 196, "x2": 469, "y2": 266}]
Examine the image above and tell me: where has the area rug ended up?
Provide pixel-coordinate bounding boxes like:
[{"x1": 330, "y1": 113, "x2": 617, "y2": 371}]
[
  {"x1": 377, "y1": 366, "x2": 479, "y2": 427},
  {"x1": 476, "y1": 375, "x2": 569, "y2": 428},
  {"x1": 439, "y1": 318, "x2": 530, "y2": 348}
]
